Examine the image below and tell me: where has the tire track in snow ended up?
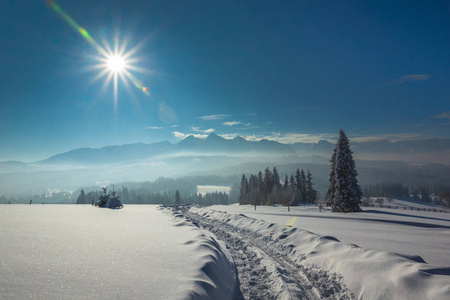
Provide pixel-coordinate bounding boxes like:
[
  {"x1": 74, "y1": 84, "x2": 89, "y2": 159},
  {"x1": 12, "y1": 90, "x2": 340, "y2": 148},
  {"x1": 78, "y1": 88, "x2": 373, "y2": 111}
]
[{"x1": 183, "y1": 209, "x2": 353, "y2": 300}]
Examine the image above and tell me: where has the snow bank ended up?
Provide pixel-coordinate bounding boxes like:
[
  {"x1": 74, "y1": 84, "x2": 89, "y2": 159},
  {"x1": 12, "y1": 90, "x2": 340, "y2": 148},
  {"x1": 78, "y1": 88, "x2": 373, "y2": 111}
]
[
  {"x1": 191, "y1": 207, "x2": 450, "y2": 300},
  {"x1": 161, "y1": 207, "x2": 242, "y2": 299},
  {"x1": 212, "y1": 204, "x2": 450, "y2": 266}
]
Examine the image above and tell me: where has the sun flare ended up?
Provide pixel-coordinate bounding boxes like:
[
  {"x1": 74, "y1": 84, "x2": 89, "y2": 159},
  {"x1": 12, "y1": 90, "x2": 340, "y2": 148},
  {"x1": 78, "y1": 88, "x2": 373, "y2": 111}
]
[
  {"x1": 107, "y1": 55, "x2": 125, "y2": 73},
  {"x1": 87, "y1": 38, "x2": 150, "y2": 113}
]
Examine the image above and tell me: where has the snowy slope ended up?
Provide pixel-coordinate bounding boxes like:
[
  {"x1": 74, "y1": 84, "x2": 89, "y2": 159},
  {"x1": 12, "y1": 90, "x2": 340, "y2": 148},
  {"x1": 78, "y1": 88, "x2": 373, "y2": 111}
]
[
  {"x1": 188, "y1": 206, "x2": 450, "y2": 300},
  {"x1": 211, "y1": 204, "x2": 450, "y2": 266},
  {"x1": 0, "y1": 205, "x2": 241, "y2": 300}
]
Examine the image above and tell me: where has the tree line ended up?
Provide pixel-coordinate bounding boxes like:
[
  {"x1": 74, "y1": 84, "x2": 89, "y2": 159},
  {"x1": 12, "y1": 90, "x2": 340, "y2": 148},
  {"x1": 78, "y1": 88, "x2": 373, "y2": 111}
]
[
  {"x1": 76, "y1": 186, "x2": 231, "y2": 206},
  {"x1": 239, "y1": 167, "x2": 318, "y2": 207},
  {"x1": 363, "y1": 182, "x2": 409, "y2": 199}
]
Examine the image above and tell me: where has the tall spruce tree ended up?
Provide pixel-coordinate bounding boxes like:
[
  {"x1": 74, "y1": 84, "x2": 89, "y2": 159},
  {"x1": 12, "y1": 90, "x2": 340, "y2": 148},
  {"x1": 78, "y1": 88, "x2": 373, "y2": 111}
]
[
  {"x1": 263, "y1": 167, "x2": 273, "y2": 204},
  {"x1": 283, "y1": 175, "x2": 289, "y2": 190},
  {"x1": 272, "y1": 167, "x2": 281, "y2": 189},
  {"x1": 329, "y1": 129, "x2": 362, "y2": 212},
  {"x1": 306, "y1": 170, "x2": 317, "y2": 204},
  {"x1": 326, "y1": 146, "x2": 337, "y2": 206},
  {"x1": 299, "y1": 169, "x2": 307, "y2": 203}
]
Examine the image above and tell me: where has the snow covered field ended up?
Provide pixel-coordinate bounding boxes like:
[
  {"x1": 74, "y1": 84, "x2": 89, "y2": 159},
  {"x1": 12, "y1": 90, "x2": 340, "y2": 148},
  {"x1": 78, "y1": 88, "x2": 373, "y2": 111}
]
[
  {"x1": 0, "y1": 205, "x2": 240, "y2": 299},
  {"x1": 209, "y1": 203, "x2": 450, "y2": 266},
  {"x1": 2, "y1": 203, "x2": 449, "y2": 299}
]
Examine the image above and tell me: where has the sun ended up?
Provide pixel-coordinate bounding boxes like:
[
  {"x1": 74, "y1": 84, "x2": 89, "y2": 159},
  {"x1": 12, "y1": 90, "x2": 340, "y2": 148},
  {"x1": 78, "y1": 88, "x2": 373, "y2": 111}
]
[
  {"x1": 88, "y1": 36, "x2": 150, "y2": 113},
  {"x1": 107, "y1": 55, "x2": 125, "y2": 73}
]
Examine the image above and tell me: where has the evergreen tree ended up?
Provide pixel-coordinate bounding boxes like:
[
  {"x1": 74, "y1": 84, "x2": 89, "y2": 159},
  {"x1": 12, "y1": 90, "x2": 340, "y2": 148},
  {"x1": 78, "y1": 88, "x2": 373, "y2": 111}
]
[
  {"x1": 306, "y1": 170, "x2": 317, "y2": 204},
  {"x1": 289, "y1": 174, "x2": 296, "y2": 190},
  {"x1": 329, "y1": 129, "x2": 362, "y2": 212},
  {"x1": 257, "y1": 171, "x2": 264, "y2": 194},
  {"x1": 248, "y1": 174, "x2": 258, "y2": 192},
  {"x1": 299, "y1": 169, "x2": 307, "y2": 203},
  {"x1": 263, "y1": 167, "x2": 273, "y2": 204},
  {"x1": 295, "y1": 169, "x2": 301, "y2": 190},
  {"x1": 293, "y1": 169, "x2": 302, "y2": 205},
  {"x1": 76, "y1": 189, "x2": 86, "y2": 204},
  {"x1": 283, "y1": 175, "x2": 289, "y2": 190},
  {"x1": 175, "y1": 190, "x2": 181, "y2": 204},
  {"x1": 239, "y1": 174, "x2": 249, "y2": 205},
  {"x1": 326, "y1": 146, "x2": 337, "y2": 206},
  {"x1": 272, "y1": 167, "x2": 281, "y2": 189},
  {"x1": 248, "y1": 174, "x2": 260, "y2": 206}
]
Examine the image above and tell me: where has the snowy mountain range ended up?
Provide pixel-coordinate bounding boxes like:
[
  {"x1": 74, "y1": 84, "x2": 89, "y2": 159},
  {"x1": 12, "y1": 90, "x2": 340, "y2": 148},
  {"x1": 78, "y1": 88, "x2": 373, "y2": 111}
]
[
  {"x1": 1, "y1": 133, "x2": 449, "y2": 195},
  {"x1": 3, "y1": 133, "x2": 447, "y2": 166}
]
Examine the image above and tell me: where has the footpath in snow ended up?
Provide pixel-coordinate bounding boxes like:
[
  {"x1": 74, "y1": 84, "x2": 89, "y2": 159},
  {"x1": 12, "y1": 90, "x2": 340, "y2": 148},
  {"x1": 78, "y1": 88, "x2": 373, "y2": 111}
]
[
  {"x1": 174, "y1": 205, "x2": 450, "y2": 300},
  {"x1": 0, "y1": 205, "x2": 241, "y2": 300}
]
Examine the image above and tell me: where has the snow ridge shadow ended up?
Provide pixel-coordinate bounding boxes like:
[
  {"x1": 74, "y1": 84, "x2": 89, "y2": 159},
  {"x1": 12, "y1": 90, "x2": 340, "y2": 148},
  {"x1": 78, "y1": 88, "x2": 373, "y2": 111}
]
[
  {"x1": 186, "y1": 207, "x2": 353, "y2": 299},
  {"x1": 161, "y1": 206, "x2": 243, "y2": 300}
]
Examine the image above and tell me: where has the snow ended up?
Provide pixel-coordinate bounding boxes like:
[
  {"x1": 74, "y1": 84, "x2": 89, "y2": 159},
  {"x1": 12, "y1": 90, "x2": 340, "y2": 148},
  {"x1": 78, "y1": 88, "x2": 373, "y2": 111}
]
[
  {"x1": 0, "y1": 205, "x2": 240, "y2": 299},
  {"x1": 3, "y1": 203, "x2": 449, "y2": 299},
  {"x1": 189, "y1": 205, "x2": 450, "y2": 299},
  {"x1": 197, "y1": 185, "x2": 231, "y2": 195},
  {"x1": 210, "y1": 204, "x2": 450, "y2": 267}
]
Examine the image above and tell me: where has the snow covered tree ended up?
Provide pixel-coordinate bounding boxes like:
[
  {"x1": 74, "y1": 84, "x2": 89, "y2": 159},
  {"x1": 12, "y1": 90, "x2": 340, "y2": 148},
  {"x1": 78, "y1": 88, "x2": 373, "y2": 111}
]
[
  {"x1": 328, "y1": 129, "x2": 362, "y2": 212},
  {"x1": 326, "y1": 146, "x2": 337, "y2": 207}
]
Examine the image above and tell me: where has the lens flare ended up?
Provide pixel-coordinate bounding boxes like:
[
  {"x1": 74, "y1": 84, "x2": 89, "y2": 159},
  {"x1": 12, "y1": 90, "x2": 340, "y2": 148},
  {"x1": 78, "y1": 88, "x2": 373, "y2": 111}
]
[
  {"x1": 286, "y1": 217, "x2": 297, "y2": 229},
  {"x1": 47, "y1": 0, "x2": 151, "y2": 113}
]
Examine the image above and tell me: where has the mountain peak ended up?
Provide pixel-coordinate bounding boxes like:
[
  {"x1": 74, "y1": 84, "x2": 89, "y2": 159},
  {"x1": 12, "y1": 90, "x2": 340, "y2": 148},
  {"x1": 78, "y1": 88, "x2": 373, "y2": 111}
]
[
  {"x1": 233, "y1": 136, "x2": 247, "y2": 142},
  {"x1": 206, "y1": 133, "x2": 224, "y2": 141}
]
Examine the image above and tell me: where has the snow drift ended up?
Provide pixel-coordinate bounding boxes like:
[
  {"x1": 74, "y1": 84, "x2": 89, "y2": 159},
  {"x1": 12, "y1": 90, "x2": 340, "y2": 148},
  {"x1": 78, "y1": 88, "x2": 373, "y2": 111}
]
[{"x1": 189, "y1": 207, "x2": 450, "y2": 300}]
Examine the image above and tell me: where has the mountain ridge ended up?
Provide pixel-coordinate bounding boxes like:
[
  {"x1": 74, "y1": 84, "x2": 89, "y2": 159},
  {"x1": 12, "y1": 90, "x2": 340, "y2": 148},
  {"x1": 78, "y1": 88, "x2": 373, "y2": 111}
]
[{"x1": 1, "y1": 134, "x2": 450, "y2": 167}]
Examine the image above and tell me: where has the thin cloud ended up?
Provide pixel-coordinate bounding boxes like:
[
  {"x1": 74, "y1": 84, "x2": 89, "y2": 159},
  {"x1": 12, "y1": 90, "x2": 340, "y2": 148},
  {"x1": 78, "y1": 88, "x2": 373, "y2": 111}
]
[
  {"x1": 238, "y1": 125, "x2": 259, "y2": 130},
  {"x1": 350, "y1": 133, "x2": 423, "y2": 143},
  {"x1": 433, "y1": 112, "x2": 450, "y2": 119},
  {"x1": 223, "y1": 121, "x2": 251, "y2": 127},
  {"x1": 175, "y1": 131, "x2": 431, "y2": 144},
  {"x1": 199, "y1": 114, "x2": 231, "y2": 121},
  {"x1": 145, "y1": 126, "x2": 163, "y2": 130},
  {"x1": 191, "y1": 126, "x2": 215, "y2": 133},
  {"x1": 218, "y1": 133, "x2": 239, "y2": 140},
  {"x1": 390, "y1": 74, "x2": 430, "y2": 85},
  {"x1": 173, "y1": 131, "x2": 186, "y2": 139},
  {"x1": 211, "y1": 133, "x2": 334, "y2": 144},
  {"x1": 236, "y1": 132, "x2": 429, "y2": 144}
]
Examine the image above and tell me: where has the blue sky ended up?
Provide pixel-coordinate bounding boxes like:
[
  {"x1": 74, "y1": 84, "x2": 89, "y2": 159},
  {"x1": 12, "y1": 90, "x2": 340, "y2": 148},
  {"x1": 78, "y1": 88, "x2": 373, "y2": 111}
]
[{"x1": 1, "y1": 0, "x2": 449, "y2": 161}]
